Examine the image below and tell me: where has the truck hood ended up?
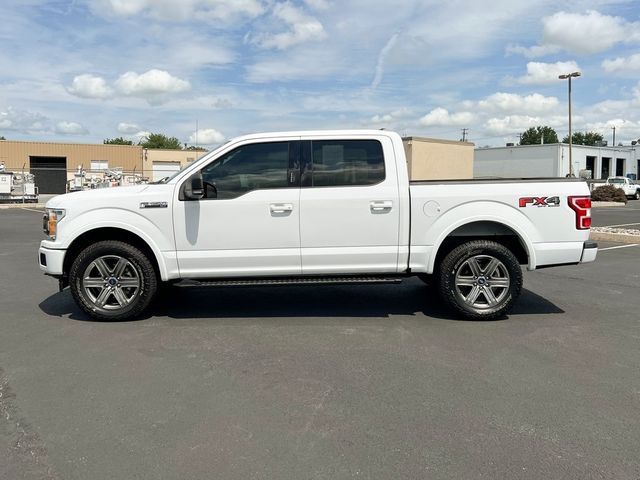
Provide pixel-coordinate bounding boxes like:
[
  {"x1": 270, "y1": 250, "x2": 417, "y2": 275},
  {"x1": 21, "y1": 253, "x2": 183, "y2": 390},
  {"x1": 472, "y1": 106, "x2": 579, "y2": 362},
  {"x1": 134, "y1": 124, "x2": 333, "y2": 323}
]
[{"x1": 45, "y1": 185, "x2": 156, "y2": 209}]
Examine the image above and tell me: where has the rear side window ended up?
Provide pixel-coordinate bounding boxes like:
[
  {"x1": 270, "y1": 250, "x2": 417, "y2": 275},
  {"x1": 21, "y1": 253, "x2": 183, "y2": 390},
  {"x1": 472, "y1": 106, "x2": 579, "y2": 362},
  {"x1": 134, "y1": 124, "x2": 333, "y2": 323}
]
[
  {"x1": 303, "y1": 140, "x2": 385, "y2": 187},
  {"x1": 201, "y1": 142, "x2": 291, "y2": 199}
]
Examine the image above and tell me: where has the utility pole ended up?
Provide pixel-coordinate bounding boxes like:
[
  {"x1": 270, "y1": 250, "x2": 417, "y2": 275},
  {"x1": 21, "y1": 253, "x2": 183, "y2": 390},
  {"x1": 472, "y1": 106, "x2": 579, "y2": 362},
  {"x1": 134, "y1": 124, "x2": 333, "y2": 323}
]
[
  {"x1": 612, "y1": 126, "x2": 616, "y2": 146},
  {"x1": 518, "y1": 133, "x2": 523, "y2": 145},
  {"x1": 461, "y1": 128, "x2": 468, "y2": 142}
]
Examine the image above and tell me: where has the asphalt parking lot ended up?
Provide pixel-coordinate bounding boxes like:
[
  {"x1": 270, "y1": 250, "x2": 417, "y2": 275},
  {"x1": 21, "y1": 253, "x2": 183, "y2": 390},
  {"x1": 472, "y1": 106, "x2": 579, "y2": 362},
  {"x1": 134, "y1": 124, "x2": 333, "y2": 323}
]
[
  {"x1": 1, "y1": 207, "x2": 639, "y2": 480},
  {"x1": 592, "y1": 199, "x2": 640, "y2": 231}
]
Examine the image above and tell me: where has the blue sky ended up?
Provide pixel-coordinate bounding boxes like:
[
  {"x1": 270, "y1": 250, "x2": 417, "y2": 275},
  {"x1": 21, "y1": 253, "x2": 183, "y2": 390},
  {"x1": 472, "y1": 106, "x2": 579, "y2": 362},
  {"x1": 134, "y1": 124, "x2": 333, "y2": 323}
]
[{"x1": 1, "y1": 0, "x2": 640, "y2": 147}]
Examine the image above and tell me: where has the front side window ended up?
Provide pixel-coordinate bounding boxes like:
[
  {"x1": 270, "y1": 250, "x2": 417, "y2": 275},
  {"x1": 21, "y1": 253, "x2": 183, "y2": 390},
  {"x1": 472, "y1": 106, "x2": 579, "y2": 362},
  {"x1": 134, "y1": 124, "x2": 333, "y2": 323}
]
[
  {"x1": 302, "y1": 140, "x2": 385, "y2": 187},
  {"x1": 200, "y1": 142, "x2": 291, "y2": 199}
]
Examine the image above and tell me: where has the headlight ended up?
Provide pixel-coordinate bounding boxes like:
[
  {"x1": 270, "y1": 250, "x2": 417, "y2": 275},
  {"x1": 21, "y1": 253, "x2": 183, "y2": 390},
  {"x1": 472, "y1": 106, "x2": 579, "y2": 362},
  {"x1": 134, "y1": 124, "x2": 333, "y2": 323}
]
[{"x1": 44, "y1": 208, "x2": 66, "y2": 240}]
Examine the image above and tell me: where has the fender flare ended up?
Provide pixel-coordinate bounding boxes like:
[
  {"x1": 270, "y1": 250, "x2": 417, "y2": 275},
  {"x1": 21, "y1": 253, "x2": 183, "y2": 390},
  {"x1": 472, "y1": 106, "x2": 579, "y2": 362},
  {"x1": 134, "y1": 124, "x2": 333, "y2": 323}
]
[
  {"x1": 60, "y1": 209, "x2": 173, "y2": 280},
  {"x1": 424, "y1": 201, "x2": 539, "y2": 272}
]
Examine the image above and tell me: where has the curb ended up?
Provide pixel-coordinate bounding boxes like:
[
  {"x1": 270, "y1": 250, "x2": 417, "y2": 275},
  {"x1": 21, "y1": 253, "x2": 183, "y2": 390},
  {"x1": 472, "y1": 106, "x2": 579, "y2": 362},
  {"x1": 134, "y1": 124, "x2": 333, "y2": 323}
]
[
  {"x1": 590, "y1": 231, "x2": 640, "y2": 245},
  {"x1": 0, "y1": 203, "x2": 45, "y2": 210},
  {"x1": 592, "y1": 201, "x2": 627, "y2": 208}
]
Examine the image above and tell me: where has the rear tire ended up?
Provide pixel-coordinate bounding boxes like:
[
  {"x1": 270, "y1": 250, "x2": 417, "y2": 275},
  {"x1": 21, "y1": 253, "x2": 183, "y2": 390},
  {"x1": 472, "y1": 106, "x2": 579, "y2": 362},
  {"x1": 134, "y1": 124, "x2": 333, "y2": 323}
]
[
  {"x1": 438, "y1": 240, "x2": 522, "y2": 320},
  {"x1": 69, "y1": 240, "x2": 158, "y2": 321}
]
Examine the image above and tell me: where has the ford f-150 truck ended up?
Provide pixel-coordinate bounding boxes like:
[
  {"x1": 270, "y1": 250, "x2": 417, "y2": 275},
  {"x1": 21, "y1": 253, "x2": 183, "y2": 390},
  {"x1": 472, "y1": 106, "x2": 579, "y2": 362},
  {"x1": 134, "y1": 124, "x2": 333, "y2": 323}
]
[{"x1": 39, "y1": 130, "x2": 597, "y2": 321}]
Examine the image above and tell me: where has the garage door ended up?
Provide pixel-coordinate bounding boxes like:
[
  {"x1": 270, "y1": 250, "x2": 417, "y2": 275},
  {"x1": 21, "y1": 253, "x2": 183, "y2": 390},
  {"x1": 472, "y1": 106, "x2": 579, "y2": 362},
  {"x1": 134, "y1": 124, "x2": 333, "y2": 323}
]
[
  {"x1": 152, "y1": 162, "x2": 181, "y2": 182},
  {"x1": 29, "y1": 156, "x2": 67, "y2": 194}
]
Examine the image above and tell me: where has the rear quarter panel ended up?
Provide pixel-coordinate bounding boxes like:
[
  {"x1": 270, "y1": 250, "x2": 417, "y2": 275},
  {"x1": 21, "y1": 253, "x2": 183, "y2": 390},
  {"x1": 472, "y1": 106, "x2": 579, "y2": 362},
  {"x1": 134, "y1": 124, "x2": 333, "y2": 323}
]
[{"x1": 409, "y1": 180, "x2": 591, "y2": 272}]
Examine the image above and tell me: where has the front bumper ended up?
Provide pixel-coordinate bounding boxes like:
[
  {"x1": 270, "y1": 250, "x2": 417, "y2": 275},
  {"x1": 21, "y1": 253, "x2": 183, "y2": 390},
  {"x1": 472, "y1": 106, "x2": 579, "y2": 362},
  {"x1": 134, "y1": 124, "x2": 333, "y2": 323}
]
[
  {"x1": 580, "y1": 240, "x2": 598, "y2": 263},
  {"x1": 38, "y1": 244, "x2": 66, "y2": 276}
]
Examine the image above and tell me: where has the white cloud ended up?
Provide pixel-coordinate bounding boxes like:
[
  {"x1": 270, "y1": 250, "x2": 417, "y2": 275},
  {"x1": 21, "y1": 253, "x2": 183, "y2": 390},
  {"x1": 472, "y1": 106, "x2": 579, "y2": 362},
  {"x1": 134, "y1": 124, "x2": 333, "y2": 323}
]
[
  {"x1": 117, "y1": 122, "x2": 140, "y2": 134},
  {"x1": 420, "y1": 108, "x2": 474, "y2": 127},
  {"x1": 190, "y1": 128, "x2": 225, "y2": 145},
  {"x1": 55, "y1": 121, "x2": 88, "y2": 135},
  {"x1": 67, "y1": 74, "x2": 113, "y2": 99},
  {"x1": 370, "y1": 108, "x2": 411, "y2": 124},
  {"x1": 485, "y1": 115, "x2": 543, "y2": 135},
  {"x1": 0, "y1": 107, "x2": 48, "y2": 132},
  {"x1": 542, "y1": 11, "x2": 640, "y2": 55},
  {"x1": 472, "y1": 92, "x2": 559, "y2": 114},
  {"x1": 303, "y1": 0, "x2": 329, "y2": 10},
  {"x1": 252, "y1": 2, "x2": 326, "y2": 50},
  {"x1": 93, "y1": 0, "x2": 264, "y2": 22},
  {"x1": 517, "y1": 61, "x2": 581, "y2": 85},
  {"x1": 114, "y1": 69, "x2": 190, "y2": 98},
  {"x1": 510, "y1": 11, "x2": 640, "y2": 57},
  {"x1": 602, "y1": 54, "x2": 640, "y2": 73},
  {"x1": 505, "y1": 43, "x2": 560, "y2": 58}
]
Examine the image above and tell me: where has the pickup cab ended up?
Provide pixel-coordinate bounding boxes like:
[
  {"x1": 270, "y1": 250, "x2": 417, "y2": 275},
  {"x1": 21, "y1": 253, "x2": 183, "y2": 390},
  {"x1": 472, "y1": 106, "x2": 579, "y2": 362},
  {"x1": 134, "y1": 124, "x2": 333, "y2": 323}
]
[
  {"x1": 606, "y1": 176, "x2": 640, "y2": 200},
  {"x1": 39, "y1": 130, "x2": 597, "y2": 321}
]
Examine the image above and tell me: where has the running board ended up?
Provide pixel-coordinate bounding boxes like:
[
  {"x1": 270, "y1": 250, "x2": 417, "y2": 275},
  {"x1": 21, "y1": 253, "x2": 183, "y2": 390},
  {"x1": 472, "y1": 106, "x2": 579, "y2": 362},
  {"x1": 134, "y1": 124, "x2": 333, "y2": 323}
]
[{"x1": 176, "y1": 276, "x2": 404, "y2": 288}]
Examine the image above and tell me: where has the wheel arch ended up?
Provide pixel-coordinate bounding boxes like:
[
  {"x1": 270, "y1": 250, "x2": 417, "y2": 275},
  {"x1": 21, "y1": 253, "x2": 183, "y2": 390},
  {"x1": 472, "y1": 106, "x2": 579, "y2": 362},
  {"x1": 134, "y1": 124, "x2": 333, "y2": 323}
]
[
  {"x1": 429, "y1": 220, "x2": 534, "y2": 273},
  {"x1": 63, "y1": 227, "x2": 166, "y2": 281}
]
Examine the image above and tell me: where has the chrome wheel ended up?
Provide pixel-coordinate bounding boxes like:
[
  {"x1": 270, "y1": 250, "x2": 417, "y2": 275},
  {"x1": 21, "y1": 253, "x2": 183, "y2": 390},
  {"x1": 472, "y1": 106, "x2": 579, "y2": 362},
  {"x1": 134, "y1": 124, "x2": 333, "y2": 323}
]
[
  {"x1": 454, "y1": 254, "x2": 510, "y2": 310},
  {"x1": 82, "y1": 255, "x2": 141, "y2": 311}
]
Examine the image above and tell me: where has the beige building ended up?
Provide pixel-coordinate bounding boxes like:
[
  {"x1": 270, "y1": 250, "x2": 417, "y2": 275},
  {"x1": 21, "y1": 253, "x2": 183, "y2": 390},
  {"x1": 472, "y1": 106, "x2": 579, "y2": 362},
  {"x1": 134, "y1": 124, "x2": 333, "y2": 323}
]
[
  {"x1": 0, "y1": 139, "x2": 207, "y2": 193},
  {"x1": 402, "y1": 137, "x2": 474, "y2": 180}
]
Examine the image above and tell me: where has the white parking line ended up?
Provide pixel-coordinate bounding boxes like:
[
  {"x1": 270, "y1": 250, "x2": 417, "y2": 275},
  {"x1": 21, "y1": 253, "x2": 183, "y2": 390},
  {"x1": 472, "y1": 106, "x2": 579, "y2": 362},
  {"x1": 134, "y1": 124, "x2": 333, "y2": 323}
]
[
  {"x1": 600, "y1": 222, "x2": 640, "y2": 228},
  {"x1": 20, "y1": 207, "x2": 45, "y2": 213},
  {"x1": 599, "y1": 244, "x2": 640, "y2": 251}
]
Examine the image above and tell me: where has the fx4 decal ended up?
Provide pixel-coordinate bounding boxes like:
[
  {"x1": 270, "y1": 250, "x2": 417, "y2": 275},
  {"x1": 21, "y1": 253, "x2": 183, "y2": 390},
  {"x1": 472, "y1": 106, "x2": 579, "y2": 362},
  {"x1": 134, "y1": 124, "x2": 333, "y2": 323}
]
[{"x1": 519, "y1": 196, "x2": 561, "y2": 208}]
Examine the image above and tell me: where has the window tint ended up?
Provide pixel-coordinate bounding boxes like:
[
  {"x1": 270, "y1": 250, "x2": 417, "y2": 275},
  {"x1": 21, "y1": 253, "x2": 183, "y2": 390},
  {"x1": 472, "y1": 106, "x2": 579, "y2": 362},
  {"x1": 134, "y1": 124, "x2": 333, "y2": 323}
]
[
  {"x1": 201, "y1": 142, "x2": 290, "y2": 199},
  {"x1": 306, "y1": 140, "x2": 385, "y2": 187}
]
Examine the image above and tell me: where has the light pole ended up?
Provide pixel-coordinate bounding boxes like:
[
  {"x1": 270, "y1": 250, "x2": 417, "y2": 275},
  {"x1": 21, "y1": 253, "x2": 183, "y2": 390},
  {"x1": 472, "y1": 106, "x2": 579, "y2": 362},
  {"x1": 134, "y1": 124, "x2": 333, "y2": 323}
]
[{"x1": 558, "y1": 71, "x2": 581, "y2": 177}]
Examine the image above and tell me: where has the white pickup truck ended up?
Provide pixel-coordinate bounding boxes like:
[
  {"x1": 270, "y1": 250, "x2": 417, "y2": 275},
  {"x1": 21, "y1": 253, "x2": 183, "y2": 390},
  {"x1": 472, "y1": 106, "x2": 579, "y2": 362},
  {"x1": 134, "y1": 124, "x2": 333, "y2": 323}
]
[
  {"x1": 39, "y1": 130, "x2": 597, "y2": 321},
  {"x1": 606, "y1": 176, "x2": 640, "y2": 200}
]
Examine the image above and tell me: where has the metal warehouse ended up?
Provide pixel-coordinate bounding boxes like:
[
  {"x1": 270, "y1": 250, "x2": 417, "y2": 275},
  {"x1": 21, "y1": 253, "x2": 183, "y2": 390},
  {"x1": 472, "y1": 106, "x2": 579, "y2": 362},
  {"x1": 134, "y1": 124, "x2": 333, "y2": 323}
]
[{"x1": 0, "y1": 139, "x2": 206, "y2": 193}]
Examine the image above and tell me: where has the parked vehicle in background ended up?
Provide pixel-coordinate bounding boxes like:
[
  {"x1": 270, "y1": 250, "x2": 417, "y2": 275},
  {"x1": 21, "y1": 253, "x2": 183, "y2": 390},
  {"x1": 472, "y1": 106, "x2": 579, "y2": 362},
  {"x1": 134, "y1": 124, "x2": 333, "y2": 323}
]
[
  {"x1": 39, "y1": 130, "x2": 597, "y2": 321},
  {"x1": 606, "y1": 176, "x2": 640, "y2": 200}
]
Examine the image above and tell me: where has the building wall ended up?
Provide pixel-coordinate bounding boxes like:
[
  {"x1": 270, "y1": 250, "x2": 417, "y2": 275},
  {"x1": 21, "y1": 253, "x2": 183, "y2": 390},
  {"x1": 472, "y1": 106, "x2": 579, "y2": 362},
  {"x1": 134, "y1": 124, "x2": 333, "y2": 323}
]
[
  {"x1": 475, "y1": 143, "x2": 639, "y2": 179},
  {"x1": 403, "y1": 137, "x2": 474, "y2": 180},
  {"x1": 474, "y1": 144, "x2": 560, "y2": 178},
  {"x1": 0, "y1": 140, "x2": 143, "y2": 174},
  {"x1": 0, "y1": 139, "x2": 210, "y2": 191},
  {"x1": 143, "y1": 149, "x2": 207, "y2": 180}
]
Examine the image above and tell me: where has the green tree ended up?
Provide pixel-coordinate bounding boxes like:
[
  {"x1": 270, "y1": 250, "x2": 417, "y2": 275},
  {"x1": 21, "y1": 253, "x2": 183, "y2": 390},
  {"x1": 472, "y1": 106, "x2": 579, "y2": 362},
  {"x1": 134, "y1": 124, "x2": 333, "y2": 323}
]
[
  {"x1": 561, "y1": 131, "x2": 603, "y2": 146},
  {"x1": 103, "y1": 137, "x2": 133, "y2": 145},
  {"x1": 140, "y1": 133, "x2": 182, "y2": 149},
  {"x1": 185, "y1": 145, "x2": 207, "y2": 151},
  {"x1": 520, "y1": 126, "x2": 559, "y2": 145},
  {"x1": 0, "y1": 136, "x2": 5, "y2": 140}
]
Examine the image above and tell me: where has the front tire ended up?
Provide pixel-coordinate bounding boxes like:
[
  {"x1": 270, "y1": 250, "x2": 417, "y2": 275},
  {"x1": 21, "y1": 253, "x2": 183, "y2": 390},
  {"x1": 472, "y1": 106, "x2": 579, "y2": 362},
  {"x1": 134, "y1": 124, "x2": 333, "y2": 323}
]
[
  {"x1": 438, "y1": 240, "x2": 522, "y2": 320},
  {"x1": 69, "y1": 240, "x2": 158, "y2": 321}
]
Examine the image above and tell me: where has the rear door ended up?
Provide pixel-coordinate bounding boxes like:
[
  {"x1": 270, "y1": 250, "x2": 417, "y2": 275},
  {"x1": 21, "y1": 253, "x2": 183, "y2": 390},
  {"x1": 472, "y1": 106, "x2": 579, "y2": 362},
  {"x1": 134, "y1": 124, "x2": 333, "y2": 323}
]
[{"x1": 298, "y1": 135, "x2": 401, "y2": 274}]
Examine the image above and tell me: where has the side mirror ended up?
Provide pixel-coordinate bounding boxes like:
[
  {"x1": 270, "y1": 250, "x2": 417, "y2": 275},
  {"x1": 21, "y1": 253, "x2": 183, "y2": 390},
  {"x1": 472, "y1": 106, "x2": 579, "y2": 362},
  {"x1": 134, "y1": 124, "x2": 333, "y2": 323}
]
[{"x1": 183, "y1": 172, "x2": 204, "y2": 200}]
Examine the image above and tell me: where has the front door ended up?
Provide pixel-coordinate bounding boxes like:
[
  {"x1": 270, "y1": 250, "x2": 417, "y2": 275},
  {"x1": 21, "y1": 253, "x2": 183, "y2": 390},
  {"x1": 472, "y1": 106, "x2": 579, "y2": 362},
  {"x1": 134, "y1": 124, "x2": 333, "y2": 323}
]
[
  {"x1": 298, "y1": 136, "x2": 401, "y2": 274},
  {"x1": 173, "y1": 139, "x2": 301, "y2": 278}
]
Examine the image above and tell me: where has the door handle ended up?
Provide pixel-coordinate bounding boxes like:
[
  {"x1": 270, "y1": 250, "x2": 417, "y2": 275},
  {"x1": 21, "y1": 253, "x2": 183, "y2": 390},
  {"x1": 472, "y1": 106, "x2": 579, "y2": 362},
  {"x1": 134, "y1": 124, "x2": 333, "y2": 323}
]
[
  {"x1": 270, "y1": 203, "x2": 294, "y2": 214},
  {"x1": 370, "y1": 200, "x2": 393, "y2": 213}
]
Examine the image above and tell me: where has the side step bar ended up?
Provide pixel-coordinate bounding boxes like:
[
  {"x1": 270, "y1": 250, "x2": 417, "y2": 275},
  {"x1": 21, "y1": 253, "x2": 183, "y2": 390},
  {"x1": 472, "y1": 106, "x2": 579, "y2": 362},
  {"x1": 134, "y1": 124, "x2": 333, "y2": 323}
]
[{"x1": 176, "y1": 276, "x2": 404, "y2": 288}]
